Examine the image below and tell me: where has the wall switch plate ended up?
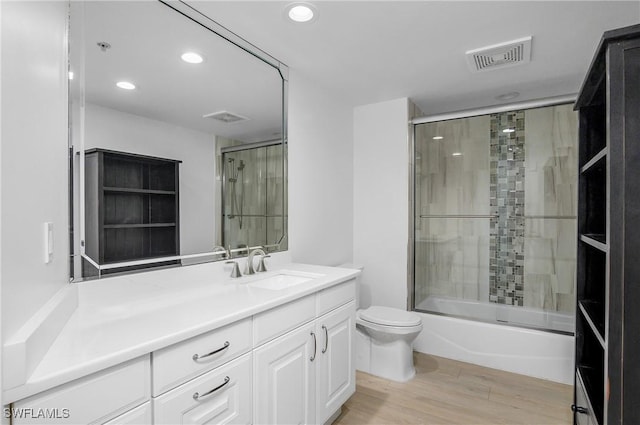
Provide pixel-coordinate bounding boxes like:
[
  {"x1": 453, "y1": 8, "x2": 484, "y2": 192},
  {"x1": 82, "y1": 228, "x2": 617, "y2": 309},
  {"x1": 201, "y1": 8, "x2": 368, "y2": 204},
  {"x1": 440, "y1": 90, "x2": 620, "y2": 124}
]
[{"x1": 44, "y1": 222, "x2": 53, "y2": 264}]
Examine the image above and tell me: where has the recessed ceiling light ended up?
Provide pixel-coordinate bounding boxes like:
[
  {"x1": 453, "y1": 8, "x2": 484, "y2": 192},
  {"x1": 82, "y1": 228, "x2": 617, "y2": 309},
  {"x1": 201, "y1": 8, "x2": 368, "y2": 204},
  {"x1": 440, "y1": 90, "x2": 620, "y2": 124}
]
[
  {"x1": 287, "y1": 3, "x2": 316, "y2": 23},
  {"x1": 68, "y1": 71, "x2": 74, "y2": 80},
  {"x1": 116, "y1": 81, "x2": 136, "y2": 90},
  {"x1": 452, "y1": 152, "x2": 462, "y2": 156},
  {"x1": 432, "y1": 136, "x2": 444, "y2": 140},
  {"x1": 502, "y1": 128, "x2": 515, "y2": 133},
  {"x1": 496, "y1": 91, "x2": 520, "y2": 101},
  {"x1": 181, "y1": 52, "x2": 203, "y2": 64}
]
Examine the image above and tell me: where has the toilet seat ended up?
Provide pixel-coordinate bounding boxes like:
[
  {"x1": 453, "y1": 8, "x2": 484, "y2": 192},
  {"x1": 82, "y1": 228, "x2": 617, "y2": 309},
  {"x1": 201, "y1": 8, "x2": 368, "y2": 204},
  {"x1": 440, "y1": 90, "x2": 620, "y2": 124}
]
[{"x1": 358, "y1": 306, "x2": 421, "y2": 327}]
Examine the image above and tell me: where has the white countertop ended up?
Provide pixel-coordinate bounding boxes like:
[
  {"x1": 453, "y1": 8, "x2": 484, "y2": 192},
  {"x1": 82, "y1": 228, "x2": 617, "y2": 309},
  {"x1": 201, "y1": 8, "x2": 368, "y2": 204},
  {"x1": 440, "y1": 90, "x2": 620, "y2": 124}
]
[{"x1": 3, "y1": 260, "x2": 360, "y2": 403}]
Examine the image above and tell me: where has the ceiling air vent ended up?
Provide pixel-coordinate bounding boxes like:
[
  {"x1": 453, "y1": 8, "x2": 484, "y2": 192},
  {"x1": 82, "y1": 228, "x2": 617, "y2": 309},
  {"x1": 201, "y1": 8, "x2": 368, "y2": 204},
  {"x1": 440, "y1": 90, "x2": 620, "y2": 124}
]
[
  {"x1": 202, "y1": 111, "x2": 249, "y2": 123},
  {"x1": 465, "y1": 36, "x2": 532, "y2": 72}
]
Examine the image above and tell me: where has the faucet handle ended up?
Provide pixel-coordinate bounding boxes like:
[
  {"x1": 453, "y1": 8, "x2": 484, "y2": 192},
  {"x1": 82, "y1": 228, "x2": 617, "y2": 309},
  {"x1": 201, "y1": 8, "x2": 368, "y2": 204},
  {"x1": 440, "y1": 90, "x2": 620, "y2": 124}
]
[
  {"x1": 244, "y1": 258, "x2": 255, "y2": 275},
  {"x1": 257, "y1": 255, "x2": 271, "y2": 272},
  {"x1": 213, "y1": 246, "x2": 229, "y2": 259},
  {"x1": 225, "y1": 261, "x2": 242, "y2": 278}
]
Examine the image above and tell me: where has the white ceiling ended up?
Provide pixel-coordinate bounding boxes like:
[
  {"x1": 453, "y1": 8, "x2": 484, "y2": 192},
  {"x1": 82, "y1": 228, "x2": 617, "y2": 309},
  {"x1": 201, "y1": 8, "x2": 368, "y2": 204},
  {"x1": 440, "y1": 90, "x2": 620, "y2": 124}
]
[
  {"x1": 187, "y1": 1, "x2": 640, "y2": 116},
  {"x1": 77, "y1": 1, "x2": 283, "y2": 142}
]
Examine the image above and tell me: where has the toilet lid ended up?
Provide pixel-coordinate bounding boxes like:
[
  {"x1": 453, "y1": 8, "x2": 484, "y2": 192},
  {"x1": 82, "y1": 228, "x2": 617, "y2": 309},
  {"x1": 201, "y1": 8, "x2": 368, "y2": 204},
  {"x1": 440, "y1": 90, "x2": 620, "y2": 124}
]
[{"x1": 359, "y1": 306, "x2": 421, "y2": 327}]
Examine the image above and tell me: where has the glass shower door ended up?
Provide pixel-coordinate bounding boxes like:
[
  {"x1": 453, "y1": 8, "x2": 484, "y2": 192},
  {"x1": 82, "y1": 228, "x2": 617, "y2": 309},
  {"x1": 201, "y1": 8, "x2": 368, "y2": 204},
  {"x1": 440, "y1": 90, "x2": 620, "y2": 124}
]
[
  {"x1": 221, "y1": 142, "x2": 285, "y2": 251},
  {"x1": 413, "y1": 103, "x2": 578, "y2": 333}
]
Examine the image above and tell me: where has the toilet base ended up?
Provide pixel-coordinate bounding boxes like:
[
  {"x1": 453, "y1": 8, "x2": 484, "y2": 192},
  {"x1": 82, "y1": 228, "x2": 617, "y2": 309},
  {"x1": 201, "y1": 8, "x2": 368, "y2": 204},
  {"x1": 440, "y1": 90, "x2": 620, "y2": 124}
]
[
  {"x1": 370, "y1": 338, "x2": 416, "y2": 382},
  {"x1": 356, "y1": 327, "x2": 418, "y2": 382}
]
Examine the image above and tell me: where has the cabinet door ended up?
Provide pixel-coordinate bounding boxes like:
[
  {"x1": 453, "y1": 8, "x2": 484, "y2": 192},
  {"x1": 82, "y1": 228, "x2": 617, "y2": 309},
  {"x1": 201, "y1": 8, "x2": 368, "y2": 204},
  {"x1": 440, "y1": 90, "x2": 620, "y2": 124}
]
[
  {"x1": 153, "y1": 353, "x2": 252, "y2": 425},
  {"x1": 253, "y1": 322, "x2": 316, "y2": 425},
  {"x1": 316, "y1": 301, "x2": 355, "y2": 425}
]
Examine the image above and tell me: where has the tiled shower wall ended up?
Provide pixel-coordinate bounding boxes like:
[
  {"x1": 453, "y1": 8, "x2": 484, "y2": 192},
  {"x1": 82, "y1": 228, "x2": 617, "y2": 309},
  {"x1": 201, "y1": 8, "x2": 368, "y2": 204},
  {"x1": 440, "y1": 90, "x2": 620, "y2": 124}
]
[
  {"x1": 414, "y1": 103, "x2": 577, "y2": 315},
  {"x1": 489, "y1": 111, "x2": 526, "y2": 306}
]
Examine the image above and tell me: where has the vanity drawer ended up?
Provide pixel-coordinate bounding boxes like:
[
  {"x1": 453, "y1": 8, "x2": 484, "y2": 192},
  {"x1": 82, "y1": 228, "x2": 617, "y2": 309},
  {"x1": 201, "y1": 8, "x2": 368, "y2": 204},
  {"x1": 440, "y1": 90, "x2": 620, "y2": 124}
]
[
  {"x1": 152, "y1": 318, "x2": 252, "y2": 396},
  {"x1": 316, "y1": 279, "x2": 356, "y2": 317},
  {"x1": 153, "y1": 352, "x2": 252, "y2": 425},
  {"x1": 102, "y1": 401, "x2": 151, "y2": 424},
  {"x1": 12, "y1": 355, "x2": 150, "y2": 424},
  {"x1": 253, "y1": 294, "x2": 315, "y2": 347}
]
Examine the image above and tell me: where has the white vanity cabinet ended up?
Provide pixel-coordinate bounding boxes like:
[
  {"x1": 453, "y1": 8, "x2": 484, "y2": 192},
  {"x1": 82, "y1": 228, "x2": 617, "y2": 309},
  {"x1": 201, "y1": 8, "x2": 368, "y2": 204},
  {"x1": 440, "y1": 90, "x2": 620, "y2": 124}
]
[
  {"x1": 315, "y1": 301, "x2": 355, "y2": 425},
  {"x1": 253, "y1": 322, "x2": 317, "y2": 424},
  {"x1": 11, "y1": 356, "x2": 151, "y2": 425},
  {"x1": 253, "y1": 280, "x2": 356, "y2": 425},
  {"x1": 153, "y1": 353, "x2": 252, "y2": 424},
  {"x1": 7, "y1": 276, "x2": 357, "y2": 425},
  {"x1": 151, "y1": 318, "x2": 252, "y2": 396},
  {"x1": 103, "y1": 402, "x2": 152, "y2": 424}
]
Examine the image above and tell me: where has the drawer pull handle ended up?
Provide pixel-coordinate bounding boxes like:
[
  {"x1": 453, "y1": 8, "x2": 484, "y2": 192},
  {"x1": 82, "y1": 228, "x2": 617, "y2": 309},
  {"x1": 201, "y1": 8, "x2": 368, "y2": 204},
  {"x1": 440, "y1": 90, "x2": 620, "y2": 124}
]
[
  {"x1": 322, "y1": 325, "x2": 328, "y2": 354},
  {"x1": 193, "y1": 376, "x2": 230, "y2": 400},
  {"x1": 192, "y1": 341, "x2": 230, "y2": 361},
  {"x1": 571, "y1": 404, "x2": 588, "y2": 415},
  {"x1": 310, "y1": 331, "x2": 317, "y2": 362}
]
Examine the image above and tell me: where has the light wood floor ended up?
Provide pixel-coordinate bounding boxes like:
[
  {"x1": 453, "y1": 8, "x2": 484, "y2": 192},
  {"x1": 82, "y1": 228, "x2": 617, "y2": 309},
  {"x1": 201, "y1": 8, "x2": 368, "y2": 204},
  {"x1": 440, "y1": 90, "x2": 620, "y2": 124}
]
[{"x1": 334, "y1": 352, "x2": 573, "y2": 425}]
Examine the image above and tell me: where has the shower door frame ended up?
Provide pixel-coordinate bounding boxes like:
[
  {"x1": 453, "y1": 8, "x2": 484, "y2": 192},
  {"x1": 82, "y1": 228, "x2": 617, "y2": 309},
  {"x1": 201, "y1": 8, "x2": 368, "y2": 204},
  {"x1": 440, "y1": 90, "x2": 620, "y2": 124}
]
[
  {"x1": 220, "y1": 139, "x2": 285, "y2": 253},
  {"x1": 407, "y1": 94, "x2": 576, "y2": 328}
]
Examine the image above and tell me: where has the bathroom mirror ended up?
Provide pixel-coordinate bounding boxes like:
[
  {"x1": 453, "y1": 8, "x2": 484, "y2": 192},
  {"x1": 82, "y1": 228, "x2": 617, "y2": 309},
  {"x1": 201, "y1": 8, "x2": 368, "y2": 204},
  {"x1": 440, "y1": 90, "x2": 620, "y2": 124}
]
[{"x1": 69, "y1": 1, "x2": 288, "y2": 280}]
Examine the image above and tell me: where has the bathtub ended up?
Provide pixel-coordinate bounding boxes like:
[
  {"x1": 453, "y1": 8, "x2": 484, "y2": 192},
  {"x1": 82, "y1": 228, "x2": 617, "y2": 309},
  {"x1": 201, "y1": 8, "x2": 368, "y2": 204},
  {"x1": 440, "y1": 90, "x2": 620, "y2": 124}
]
[
  {"x1": 413, "y1": 296, "x2": 575, "y2": 384},
  {"x1": 417, "y1": 296, "x2": 574, "y2": 333}
]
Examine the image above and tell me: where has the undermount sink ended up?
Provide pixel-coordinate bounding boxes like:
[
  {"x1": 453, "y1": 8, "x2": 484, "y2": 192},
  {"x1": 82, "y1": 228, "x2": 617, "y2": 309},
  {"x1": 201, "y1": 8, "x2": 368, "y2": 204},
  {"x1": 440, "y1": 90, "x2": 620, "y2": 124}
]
[{"x1": 248, "y1": 270, "x2": 324, "y2": 291}]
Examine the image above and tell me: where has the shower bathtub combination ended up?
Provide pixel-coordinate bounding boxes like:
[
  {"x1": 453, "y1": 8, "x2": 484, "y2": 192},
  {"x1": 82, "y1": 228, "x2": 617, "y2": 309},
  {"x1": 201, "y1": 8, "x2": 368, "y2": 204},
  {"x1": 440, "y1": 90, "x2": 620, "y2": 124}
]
[{"x1": 410, "y1": 100, "x2": 578, "y2": 384}]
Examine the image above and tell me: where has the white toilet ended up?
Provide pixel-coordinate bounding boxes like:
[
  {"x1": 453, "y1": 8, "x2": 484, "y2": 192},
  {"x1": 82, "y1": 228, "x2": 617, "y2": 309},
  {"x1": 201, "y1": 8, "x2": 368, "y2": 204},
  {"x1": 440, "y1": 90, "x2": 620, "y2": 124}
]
[{"x1": 355, "y1": 305, "x2": 423, "y2": 382}]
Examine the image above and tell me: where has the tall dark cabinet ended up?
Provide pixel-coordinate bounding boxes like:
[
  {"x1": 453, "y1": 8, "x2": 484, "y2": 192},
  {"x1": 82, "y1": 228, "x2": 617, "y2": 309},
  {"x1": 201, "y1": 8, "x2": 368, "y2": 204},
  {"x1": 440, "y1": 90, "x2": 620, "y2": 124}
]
[
  {"x1": 83, "y1": 149, "x2": 181, "y2": 276},
  {"x1": 573, "y1": 24, "x2": 640, "y2": 425}
]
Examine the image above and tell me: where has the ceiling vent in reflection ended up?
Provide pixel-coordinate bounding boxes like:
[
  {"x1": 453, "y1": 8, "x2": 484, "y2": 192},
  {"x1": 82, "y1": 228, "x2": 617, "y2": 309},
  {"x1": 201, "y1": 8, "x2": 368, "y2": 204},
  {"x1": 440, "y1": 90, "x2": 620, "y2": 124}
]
[
  {"x1": 203, "y1": 110, "x2": 249, "y2": 124},
  {"x1": 466, "y1": 36, "x2": 532, "y2": 72}
]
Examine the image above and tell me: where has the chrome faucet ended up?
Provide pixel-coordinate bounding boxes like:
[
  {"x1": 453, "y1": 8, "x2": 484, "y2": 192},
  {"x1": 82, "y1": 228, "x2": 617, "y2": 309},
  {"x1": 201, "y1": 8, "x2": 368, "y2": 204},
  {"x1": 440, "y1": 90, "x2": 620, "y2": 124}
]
[
  {"x1": 225, "y1": 261, "x2": 242, "y2": 278},
  {"x1": 244, "y1": 247, "x2": 270, "y2": 275}
]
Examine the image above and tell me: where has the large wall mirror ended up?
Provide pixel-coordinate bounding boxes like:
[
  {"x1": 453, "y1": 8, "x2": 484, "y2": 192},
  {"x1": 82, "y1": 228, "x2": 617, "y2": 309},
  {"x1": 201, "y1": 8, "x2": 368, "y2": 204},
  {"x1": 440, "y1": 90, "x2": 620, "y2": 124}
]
[{"x1": 69, "y1": 1, "x2": 288, "y2": 280}]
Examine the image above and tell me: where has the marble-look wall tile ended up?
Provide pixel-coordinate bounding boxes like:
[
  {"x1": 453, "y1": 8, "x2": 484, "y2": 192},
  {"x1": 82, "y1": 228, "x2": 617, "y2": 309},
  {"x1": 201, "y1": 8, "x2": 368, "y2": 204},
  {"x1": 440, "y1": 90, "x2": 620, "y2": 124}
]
[
  {"x1": 414, "y1": 115, "x2": 491, "y2": 306},
  {"x1": 414, "y1": 104, "x2": 577, "y2": 317},
  {"x1": 523, "y1": 104, "x2": 578, "y2": 314}
]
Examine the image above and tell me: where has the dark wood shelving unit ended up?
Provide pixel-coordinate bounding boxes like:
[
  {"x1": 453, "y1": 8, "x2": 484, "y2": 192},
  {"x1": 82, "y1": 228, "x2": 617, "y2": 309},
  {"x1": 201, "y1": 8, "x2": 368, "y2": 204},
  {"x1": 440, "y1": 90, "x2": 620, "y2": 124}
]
[
  {"x1": 573, "y1": 24, "x2": 640, "y2": 425},
  {"x1": 83, "y1": 148, "x2": 181, "y2": 276}
]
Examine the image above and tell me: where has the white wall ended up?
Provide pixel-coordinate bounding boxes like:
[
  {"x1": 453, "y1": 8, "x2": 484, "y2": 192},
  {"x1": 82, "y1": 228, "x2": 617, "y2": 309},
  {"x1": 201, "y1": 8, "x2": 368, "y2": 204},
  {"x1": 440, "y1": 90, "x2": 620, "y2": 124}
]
[
  {"x1": 83, "y1": 103, "x2": 216, "y2": 257},
  {"x1": 353, "y1": 98, "x2": 410, "y2": 310},
  {"x1": 288, "y1": 72, "x2": 354, "y2": 266},
  {"x1": 1, "y1": 1, "x2": 69, "y2": 343}
]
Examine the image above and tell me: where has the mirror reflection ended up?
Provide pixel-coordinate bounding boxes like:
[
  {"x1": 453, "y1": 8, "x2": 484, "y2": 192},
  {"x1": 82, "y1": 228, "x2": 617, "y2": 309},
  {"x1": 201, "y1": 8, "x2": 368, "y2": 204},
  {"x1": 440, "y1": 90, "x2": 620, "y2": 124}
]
[{"x1": 70, "y1": 1, "x2": 287, "y2": 280}]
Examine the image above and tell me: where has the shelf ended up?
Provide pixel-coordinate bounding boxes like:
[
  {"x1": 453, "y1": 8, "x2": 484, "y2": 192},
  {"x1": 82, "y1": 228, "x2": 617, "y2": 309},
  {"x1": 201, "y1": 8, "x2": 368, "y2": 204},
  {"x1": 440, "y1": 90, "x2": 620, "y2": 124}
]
[
  {"x1": 578, "y1": 103, "x2": 606, "y2": 166},
  {"x1": 577, "y1": 365, "x2": 604, "y2": 425},
  {"x1": 581, "y1": 147, "x2": 608, "y2": 174},
  {"x1": 103, "y1": 223, "x2": 176, "y2": 229},
  {"x1": 103, "y1": 187, "x2": 176, "y2": 195},
  {"x1": 576, "y1": 308, "x2": 605, "y2": 425},
  {"x1": 576, "y1": 367, "x2": 603, "y2": 425},
  {"x1": 581, "y1": 234, "x2": 607, "y2": 252},
  {"x1": 579, "y1": 301, "x2": 605, "y2": 348}
]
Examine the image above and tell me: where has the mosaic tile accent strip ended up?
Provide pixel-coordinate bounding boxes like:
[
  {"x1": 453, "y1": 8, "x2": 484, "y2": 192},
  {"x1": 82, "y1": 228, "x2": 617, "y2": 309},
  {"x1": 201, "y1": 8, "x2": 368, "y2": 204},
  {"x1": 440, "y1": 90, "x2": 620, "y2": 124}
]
[{"x1": 489, "y1": 111, "x2": 525, "y2": 306}]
